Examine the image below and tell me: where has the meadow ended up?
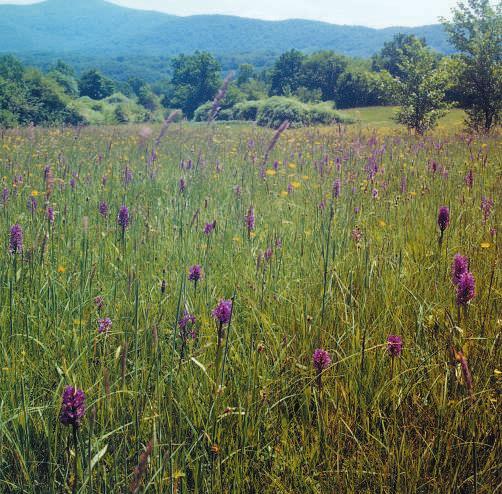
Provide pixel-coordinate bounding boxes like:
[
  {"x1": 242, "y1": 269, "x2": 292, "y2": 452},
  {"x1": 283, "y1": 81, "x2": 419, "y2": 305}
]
[{"x1": 0, "y1": 120, "x2": 500, "y2": 493}]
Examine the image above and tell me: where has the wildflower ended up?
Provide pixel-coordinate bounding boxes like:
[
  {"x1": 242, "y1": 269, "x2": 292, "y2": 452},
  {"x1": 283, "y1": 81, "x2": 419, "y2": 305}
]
[
  {"x1": 333, "y1": 178, "x2": 341, "y2": 198},
  {"x1": 212, "y1": 299, "x2": 233, "y2": 325},
  {"x1": 188, "y1": 265, "x2": 202, "y2": 283},
  {"x1": 372, "y1": 188, "x2": 379, "y2": 199},
  {"x1": 59, "y1": 386, "x2": 86, "y2": 428},
  {"x1": 2, "y1": 188, "x2": 8, "y2": 204},
  {"x1": 98, "y1": 318, "x2": 112, "y2": 334},
  {"x1": 456, "y1": 271, "x2": 475, "y2": 306},
  {"x1": 264, "y1": 247, "x2": 273, "y2": 262},
  {"x1": 438, "y1": 206, "x2": 450, "y2": 233},
  {"x1": 204, "y1": 221, "x2": 216, "y2": 235},
  {"x1": 245, "y1": 207, "x2": 255, "y2": 236},
  {"x1": 99, "y1": 201, "x2": 108, "y2": 218},
  {"x1": 117, "y1": 205, "x2": 130, "y2": 231},
  {"x1": 451, "y1": 254, "x2": 469, "y2": 286},
  {"x1": 464, "y1": 170, "x2": 473, "y2": 189},
  {"x1": 70, "y1": 177, "x2": 76, "y2": 189},
  {"x1": 313, "y1": 348, "x2": 331, "y2": 374},
  {"x1": 481, "y1": 197, "x2": 494, "y2": 223},
  {"x1": 179, "y1": 178, "x2": 186, "y2": 193},
  {"x1": 9, "y1": 224, "x2": 23, "y2": 254},
  {"x1": 47, "y1": 206, "x2": 55, "y2": 224},
  {"x1": 386, "y1": 335, "x2": 403, "y2": 357},
  {"x1": 28, "y1": 196, "x2": 38, "y2": 213},
  {"x1": 94, "y1": 296, "x2": 104, "y2": 311},
  {"x1": 179, "y1": 311, "x2": 197, "y2": 339}
]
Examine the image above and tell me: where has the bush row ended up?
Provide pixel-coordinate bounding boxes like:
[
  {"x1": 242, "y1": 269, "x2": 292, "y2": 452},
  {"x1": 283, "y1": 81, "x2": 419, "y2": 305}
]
[{"x1": 194, "y1": 97, "x2": 352, "y2": 128}]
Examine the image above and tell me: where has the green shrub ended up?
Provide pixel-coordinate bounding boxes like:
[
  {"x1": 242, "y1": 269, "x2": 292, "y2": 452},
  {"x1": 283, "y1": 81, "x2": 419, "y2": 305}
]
[
  {"x1": 256, "y1": 97, "x2": 309, "y2": 128},
  {"x1": 256, "y1": 97, "x2": 346, "y2": 128},
  {"x1": 233, "y1": 100, "x2": 262, "y2": 121},
  {"x1": 193, "y1": 102, "x2": 213, "y2": 122}
]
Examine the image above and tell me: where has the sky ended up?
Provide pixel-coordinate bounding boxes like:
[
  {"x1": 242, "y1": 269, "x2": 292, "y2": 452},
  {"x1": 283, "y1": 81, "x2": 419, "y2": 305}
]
[{"x1": 0, "y1": 0, "x2": 459, "y2": 28}]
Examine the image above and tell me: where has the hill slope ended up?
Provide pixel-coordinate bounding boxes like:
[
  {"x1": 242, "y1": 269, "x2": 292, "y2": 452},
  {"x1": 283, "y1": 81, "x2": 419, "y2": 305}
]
[{"x1": 0, "y1": 0, "x2": 451, "y2": 59}]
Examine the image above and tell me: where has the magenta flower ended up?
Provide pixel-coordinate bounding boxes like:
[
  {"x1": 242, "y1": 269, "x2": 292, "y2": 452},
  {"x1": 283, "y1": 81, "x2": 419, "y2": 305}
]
[
  {"x1": 178, "y1": 311, "x2": 197, "y2": 339},
  {"x1": 245, "y1": 207, "x2": 255, "y2": 235},
  {"x1": 188, "y1": 265, "x2": 202, "y2": 283},
  {"x1": 438, "y1": 206, "x2": 450, "y2": 233},
  {"x1": 118, "y1": 205, "x2": 130, "y2": 230},
  {"x1": 98, "y1": 318, "x2": 112, "y2": 334},
  {"x1": 481, "y1": 197, "x2": 494, "y2": 223},
  {"x1": 47, "y1": 206, "x2": 55, "y2": 224},
  {"x1": 204, "y1": 221, "x2": 216, "y2": 235},
  {"x1": 94, "y1": 296, "x2": 104, "y2": 311},
  {"x1": 464, "y1": 170, "x2": 473, "y2": 189},
  {"x1": 451, "y1": 254, "x2": 469, "y2": 286},
  {"x1": 313, "y1": 348, "x2": 331, "y2": 374},
  {"x1": 9, "y1": 224, "x2": 23, "y2": 254},
  {"x1": 386, "y1": 335, "x2": 403, "y2": 357},
  {"x1": 59, "y1": 386, "x2": 86, "y2": 428},
  {"x1": 99, "y1": 201, "x2": 109, "y2": 218},
  {"x1": 456, "y1": 271, "x2": 475, "y2": 306},
  {"x1": 333, "y1": 178, "x2": 341, "y2": 198},
  {"x1": 212, "y1": 299, "x2": 233, "y2": 325}
]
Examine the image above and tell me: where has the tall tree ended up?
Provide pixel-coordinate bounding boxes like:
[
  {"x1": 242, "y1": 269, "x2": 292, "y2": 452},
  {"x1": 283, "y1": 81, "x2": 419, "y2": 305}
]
[
  {"x1": 393, "y1": 39, "x2": 451, "y2": 134},
  {"x1": 169, "y1": 52, "x2": 221, "y2": 118},
  {"x1": 442, "y1": 0, "x2": 501, "y2": 132},
  {"x1": 270, "y1": 50, "x2": 305, "y2": 96},
  {"x1": 79, "y1": 69, "x2": 115, "y2": 100},
  {"x1": 301, "y1": 51, "x2": 348, "y2": 101},
  {"x1": 372, "y1": 34, "x2": 428, "y2": 79}
]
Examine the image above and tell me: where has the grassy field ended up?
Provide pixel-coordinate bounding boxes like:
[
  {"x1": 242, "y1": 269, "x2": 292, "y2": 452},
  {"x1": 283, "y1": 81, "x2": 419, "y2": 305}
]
[
  {"x1": 337, "y1": 106, "x2": 468, "y2": 130},
  {"x1": 0, "y1": 121, "x2": 500, "y2": 493}
]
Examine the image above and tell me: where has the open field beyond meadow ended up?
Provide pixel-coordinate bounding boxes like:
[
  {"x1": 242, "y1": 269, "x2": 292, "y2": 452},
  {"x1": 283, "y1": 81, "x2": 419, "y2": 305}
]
[{"x1": 0, "y1": 121, "x2": 500, "y2": 493}]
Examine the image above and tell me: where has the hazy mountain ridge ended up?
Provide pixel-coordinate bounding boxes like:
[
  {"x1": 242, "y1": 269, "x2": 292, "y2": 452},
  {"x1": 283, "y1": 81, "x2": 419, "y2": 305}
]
[{"x1": 0, "y1": 0, "x2": 452, "y2": 58}]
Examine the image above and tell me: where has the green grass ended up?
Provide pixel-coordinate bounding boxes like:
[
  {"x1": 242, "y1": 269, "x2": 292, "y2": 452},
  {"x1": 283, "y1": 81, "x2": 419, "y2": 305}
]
[
  {"x1": 0, "y1": 122, "x2": 500, "y2": 493},
  {"x1": 337, "y1": 106, "x2": 467, "y2": 129}
]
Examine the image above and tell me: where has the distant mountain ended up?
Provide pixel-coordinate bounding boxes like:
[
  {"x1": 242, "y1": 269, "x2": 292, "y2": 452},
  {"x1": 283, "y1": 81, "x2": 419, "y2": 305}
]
[{"x1": 0, "y1": 0, "x2": 452, "y2": 60}]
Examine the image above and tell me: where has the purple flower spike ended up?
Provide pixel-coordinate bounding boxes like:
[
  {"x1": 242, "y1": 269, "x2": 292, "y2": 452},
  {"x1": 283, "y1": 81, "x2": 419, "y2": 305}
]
[
  {"x1": 98, "y1": 317, "x2": 112, "y2": 334},
  {"x1": 204, "y1": 221, "x2": 216, "y2": 235},
  {"x1": 456, "y1": 272, "x2": 475, "y2": 307},
  {"x1": 333, "y1": 178, "x2": 341, "y2": 198},
  {"x1": 9, "y1": 224, "x2": 23, "y2": 254},
  {"x1": 95, "y1": 296, "x2": 104, "y2": 311},
  {"x1": 451, "y1": 254, "x2": 469, "y2": 286},
  {"x1": 118, "y1": 205, "x2": 130, "y2": 230},
  {"x1": 47, "y1": 206, "x2": 55, "y2": 224},
  {"x1": 212, "y1": 299, "x2": 233, "y2": 325},
  {"x1": 60, "y1": 386, "x2": 86, "y2": 428},
  {"x1": 99, "y1": 201, "x2": 109, "y2": 218},
  {"x1": 313, "y1": 348, "x2": 331, "y2": 374},
  {"x1": 386, "y1": 335, "x2": 403, "y2": 357},
  {"x1": 438, "y1": 206, "x2": 450, "y2": 233},
  {"x1": 2, "y1": 188, "x2": 9, "y2": 204},
  {"x1": 245, "y1": 207, "x2": 255, "y2": 234},
  {"x1": 188, "y1": 265, "x2": 202, "y2": 283}
]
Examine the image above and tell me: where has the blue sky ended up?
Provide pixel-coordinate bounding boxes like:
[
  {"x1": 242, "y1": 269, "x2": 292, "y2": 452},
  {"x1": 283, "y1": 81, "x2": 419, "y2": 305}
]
[{"x1": 0, "y1": 0, "x2": 459, "y2": 27}]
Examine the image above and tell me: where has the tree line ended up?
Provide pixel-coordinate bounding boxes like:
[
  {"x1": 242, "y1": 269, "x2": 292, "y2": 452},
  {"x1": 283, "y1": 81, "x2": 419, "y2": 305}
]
[{"x1": 0, "y1": 0, "x2": 500, "y2": 133}]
